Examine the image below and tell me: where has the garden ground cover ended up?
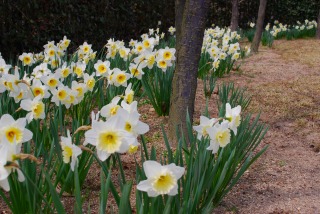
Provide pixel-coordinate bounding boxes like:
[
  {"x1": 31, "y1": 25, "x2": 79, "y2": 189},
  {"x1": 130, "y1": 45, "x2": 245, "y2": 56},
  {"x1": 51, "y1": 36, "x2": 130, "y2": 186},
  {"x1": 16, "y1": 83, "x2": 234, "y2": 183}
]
[{"x1": 0, "y1": 39, "x2": 319, "y2": 213}]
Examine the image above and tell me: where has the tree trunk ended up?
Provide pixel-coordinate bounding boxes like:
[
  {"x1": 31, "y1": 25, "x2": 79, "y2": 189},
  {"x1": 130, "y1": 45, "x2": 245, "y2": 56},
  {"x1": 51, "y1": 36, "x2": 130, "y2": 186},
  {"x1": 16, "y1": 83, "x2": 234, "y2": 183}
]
[
  {"x1": 175, "y1": 0, "x2": 186, "y2": 48},
  {"x1": 316, "y1": 10, "x2": 320, "y2": 39},
  {"x1": 168, "y1": 0, "x2": 210, "y2": 146},
  {"x1": 230, "y1": 0, "x2": 239, "y2": 32},
  {"x1": 251, "y1": 0, "x2": 267, "y2": 53}
]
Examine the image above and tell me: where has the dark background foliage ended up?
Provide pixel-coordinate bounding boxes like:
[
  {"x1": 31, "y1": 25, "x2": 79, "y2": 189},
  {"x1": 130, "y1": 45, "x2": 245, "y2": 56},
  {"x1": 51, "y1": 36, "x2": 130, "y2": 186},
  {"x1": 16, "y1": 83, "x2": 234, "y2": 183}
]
[{"x1": 0, "y1": 0, "x2": 318, "y2": 60}]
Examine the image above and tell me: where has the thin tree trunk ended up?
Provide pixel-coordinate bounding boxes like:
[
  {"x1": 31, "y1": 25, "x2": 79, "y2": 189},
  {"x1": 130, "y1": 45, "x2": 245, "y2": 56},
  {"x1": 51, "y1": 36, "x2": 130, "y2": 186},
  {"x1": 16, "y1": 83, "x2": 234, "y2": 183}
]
[
  {"x1": 251, "y1": 0, "x2": 267, "y2": 53},
  {"x1": 230, "y1": 0, "x2": 239, "y2": 32},
  {"x1": 168, "y1": 0, "x2": 210, "y2": 146},
  {"x1": 316, "y1": 10, "x2": 320, "y2": 39}
]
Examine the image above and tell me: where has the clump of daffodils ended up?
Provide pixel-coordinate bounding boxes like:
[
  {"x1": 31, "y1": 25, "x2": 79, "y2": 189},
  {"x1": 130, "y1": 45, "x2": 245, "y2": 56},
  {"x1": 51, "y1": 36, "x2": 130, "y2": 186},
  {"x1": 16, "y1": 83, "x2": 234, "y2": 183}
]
[
  {"x1": 201, "y1": 26, "x2": 242, "y2": 73},
  {"x1": 84, "y1": 98, "x2": 149, "y2": 161},
  {"x1": 193, "y1": 103, "x2": 241, "y2": 154}
]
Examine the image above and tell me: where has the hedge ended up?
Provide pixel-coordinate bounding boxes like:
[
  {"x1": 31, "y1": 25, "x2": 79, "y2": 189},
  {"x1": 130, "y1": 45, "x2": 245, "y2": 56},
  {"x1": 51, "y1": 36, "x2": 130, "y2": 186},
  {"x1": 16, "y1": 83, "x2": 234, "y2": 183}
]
[{"x1": 0, "y1": 0, "x2": 318, "y2": 60}]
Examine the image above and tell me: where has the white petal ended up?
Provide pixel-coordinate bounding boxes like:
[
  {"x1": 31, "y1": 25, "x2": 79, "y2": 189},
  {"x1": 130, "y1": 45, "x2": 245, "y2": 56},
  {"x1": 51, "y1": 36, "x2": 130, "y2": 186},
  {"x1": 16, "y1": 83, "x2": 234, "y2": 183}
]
[
  {"x1": 168, "y1": 185, "x2": 178, "y2": 196},
  {"x1": 0, "y1": 114, "x2": 14, "y2": 126},
  {"x1": 207, "y1": 141, "x2": 220, "y2": 154},
  {"x1": 199, "y1": 116, "x2": 209, "y2": 125},
  {"x1": 136, "y1": 179, "x2": 152, "y2": 192},
  {"x1": 20, "y1": 99, "x2": 32, "y2": 111},
  {"x1": 22, "y1": 129, "x2": 33, "y2": 142},
  {"x1": 233, "y1": 105, "x2": 241, "y2": 115},
  {"x1": 143, "y1": 161, "x2": 162, "y2": 178},
  {"x1": 0, "y1": 166, "x2": 9, "y2": 180},
  {"x1": 84, "y1": 129, "x2": 98, "y2": 146},
  {"x1": 147, "y1": 189, "x2": 159, "y2": 197},
  {"x1": 0, "y1": 178, "x2": 10, "y2": 192},
  {"x1": 97, "y1": 150, "x2": 110, "y2": 161},
  {"x1": 17, "y1": 168, "x2": 25, "y2": 182},
  {"x1": 136, "y1": 121, "x2": 149, "y2": 134},
  {"x1": 225, "y1": 103, "x2": 232, "y2": 117},
  {"x1": 167, "y1": 164, "x2": 185, "y2": 179}
]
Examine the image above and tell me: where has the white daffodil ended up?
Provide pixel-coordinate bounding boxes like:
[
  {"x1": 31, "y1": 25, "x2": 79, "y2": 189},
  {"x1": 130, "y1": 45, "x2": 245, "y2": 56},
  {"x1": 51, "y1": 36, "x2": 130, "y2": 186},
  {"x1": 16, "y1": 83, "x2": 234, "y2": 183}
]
[
  {"x1": 137, "y1": 161, "x2": 185, "y2": 197},
  {"x1": 225, "y1": 103, "x2": 241, "y2": 135},
  {"x1": 100, "y1": 97, "x2": 121, "y2": 118},
  {"x1": 206, "y1": 140, "x2": 220, "y2": 154},
  {"x1": 129, "y1": 63, "x2": 144, "y2": 80},
  {"x1": 117, "y1": 108, "x2": 149, "y2": 139},
  {"x1": 19, "y1": 53, "x2": 35, "y2": 66},
  {"x1": 121, "y1": 100, "x2": 139, "y2": 115},
  {"x1": 57, "y1": 63, "x2": 71, "y2": 79},
  {"x1": 0, "y1": 142, "x2": 25, "y2": 191},
  {"x1": 0, "y1": 114, "x2": 33, "y2": 145},
  {"x1": 112, "y1": 68, "x2": 130, "y2": 87},
  {"x1": 9, "y1": 82, "x2": 31, "y2": 103},
  {"x1": 63, "y1": 89, "x2": 79, "y2": 109},
  {"x1": 168, "y1": 26, "x2": 176, "y2": 35},
  {"x1": 83, "y1": 73, "x2": 96, "y2": 92},
  {"x1": 0, "y1": 58, "x2": 11, "y2": 77},
  {"x1": 193, "y1": 116, "x2": 218, "y2": 140},
  {"x1": 84, "y1": 115, "x2": 135, "y2": 161},
  {"x1": 119, "y1": 47, "x2": 130, "y2": 60},
  {"x1": 72, "y1": 61, "x2": 86, "y2": 78},
  {"x1": 0, "y1": 145, "x2": 10, "y2": 191},
  {"x1": 60, "y1": 130, "x2": 82, "y2": 171},
  {"x1": 123, "y1": 83, "x2": 135, "y2": 104},
  {"x1": 158, "y1": 47, "x2": 176, "y2": 62},
  {"x1": 142, "y1": 37, "x2": 155, "y2": 51},
  {"x1": 207, "y1": 120, "x2": 231, "y2": 148},
  {"x1": 31, "y1": 79, "x2": 50, "y2": 99},
  {"x1": 78, "y1": 42, "x2": 92, "y2": 55},
  {"x1": 50, "y1": 84, "x2": 70, "y2": 106},
  {"x1": 94, "y1": 60, "x2": 110, "y2": 77},
  {"x1": 156, "y1": 57, "x2": 172, "y2": 72},
  {"x1": 71, "y1": 81, "x2": 87, "y2": 99},
  {"x1": 20, "y1": 96, "x2": 45, "y2": 123}
]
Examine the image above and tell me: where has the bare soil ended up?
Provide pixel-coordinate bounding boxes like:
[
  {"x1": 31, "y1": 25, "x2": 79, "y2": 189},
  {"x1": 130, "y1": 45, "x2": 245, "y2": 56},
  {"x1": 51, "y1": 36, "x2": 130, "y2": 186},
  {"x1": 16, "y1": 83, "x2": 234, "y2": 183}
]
[{"x1": 1, "y1": 39, "x2": 319, "y2": 213}]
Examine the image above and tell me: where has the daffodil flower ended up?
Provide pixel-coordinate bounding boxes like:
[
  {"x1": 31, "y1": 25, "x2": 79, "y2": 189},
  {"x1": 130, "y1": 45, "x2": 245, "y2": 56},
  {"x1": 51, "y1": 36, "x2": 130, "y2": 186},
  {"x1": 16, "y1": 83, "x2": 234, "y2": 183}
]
[
  {"x1": 0, "y1": 114, "x2": 33, "y2": 145},
  {"x1": 225, "y1": 103, "x2": 241, "y2": 135},
  {"x1": 137, "y1": 161, "x2": 185, "y2": 197},
  {"x1": 84, "y1": 115, "x2": 135, "y2": 161},
  {"x1": 193, "y1": 116, "x2": 218, "y2": 140},
  {"x1": 60, "y1": 130, "x2": 82, "y2": 171},
  {"x1": 207, "y1": 120, "x2": 231, "y2": 148},
  {"x1": 20, "y1": 95, "x2": 45, "y2": 123}
]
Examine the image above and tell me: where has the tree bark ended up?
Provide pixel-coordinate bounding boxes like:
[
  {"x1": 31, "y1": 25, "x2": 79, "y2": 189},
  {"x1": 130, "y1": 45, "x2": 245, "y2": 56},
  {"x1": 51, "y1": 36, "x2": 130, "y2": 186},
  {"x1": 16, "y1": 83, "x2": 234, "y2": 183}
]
[
  {"x1": 175, "y1": 0, "x2": 186, "y2": 48},
  {"x1": 168, "y1": 0, "x2": 210, "y2": 146},
  {"x1": 251, "y1": 0, "x2": 267, "y2": 53},
  {"x1": 316, "y1": 10, "x2": 320, "y2": 39},
  {"x1": 230, "y1": 0, "x2": 239, "y2": 32}
]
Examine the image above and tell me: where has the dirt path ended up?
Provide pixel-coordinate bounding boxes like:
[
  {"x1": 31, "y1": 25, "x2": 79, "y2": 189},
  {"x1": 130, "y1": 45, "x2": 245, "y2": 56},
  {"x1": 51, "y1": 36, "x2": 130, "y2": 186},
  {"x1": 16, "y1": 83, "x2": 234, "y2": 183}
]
[{"x1": 212, "y1": 39, "x2": 320, "y2": 214}]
